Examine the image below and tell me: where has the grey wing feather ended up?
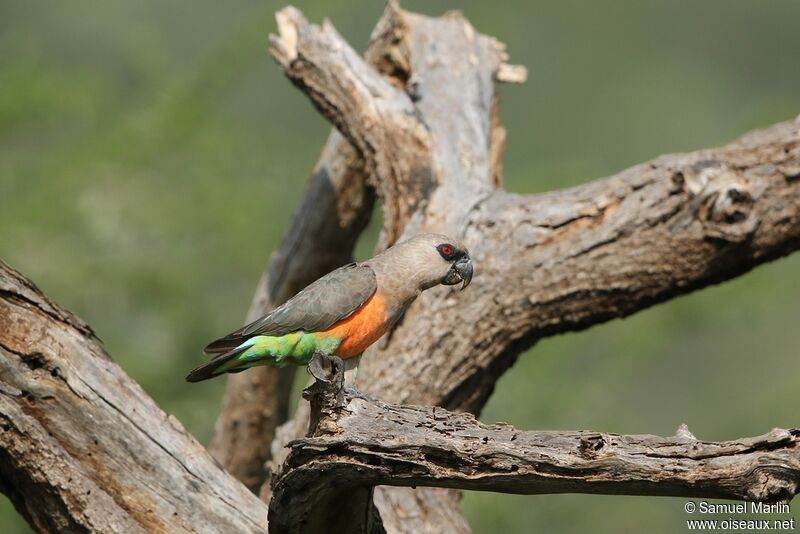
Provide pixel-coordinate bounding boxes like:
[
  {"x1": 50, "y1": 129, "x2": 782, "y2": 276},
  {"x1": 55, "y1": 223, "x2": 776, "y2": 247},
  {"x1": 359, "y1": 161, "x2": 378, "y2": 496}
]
[{"x1": 204, "y1": 263, "x2": 376, "y2": 354}]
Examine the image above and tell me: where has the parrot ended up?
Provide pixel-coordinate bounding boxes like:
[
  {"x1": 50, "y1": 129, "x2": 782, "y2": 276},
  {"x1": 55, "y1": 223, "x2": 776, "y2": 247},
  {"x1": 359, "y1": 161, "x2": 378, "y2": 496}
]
[{"x1": 186, "y1": 233, "x2": 473, "y2": 384}]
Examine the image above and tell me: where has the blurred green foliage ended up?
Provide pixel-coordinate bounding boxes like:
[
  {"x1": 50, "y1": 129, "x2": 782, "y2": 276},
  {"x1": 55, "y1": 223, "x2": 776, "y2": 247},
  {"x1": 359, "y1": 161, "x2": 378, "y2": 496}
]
[{"x1": 1, "y1": 1, "x2": 799, "y2": 532}]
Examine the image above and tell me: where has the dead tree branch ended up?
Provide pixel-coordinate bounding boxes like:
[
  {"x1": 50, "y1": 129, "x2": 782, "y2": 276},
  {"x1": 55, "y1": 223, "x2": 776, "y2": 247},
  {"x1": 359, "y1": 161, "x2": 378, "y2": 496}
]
[
  {"x1": 269, "y1": 378, "x2": 800, "y2": 533},
  {"x1": 269, "y1": 6, "x2": 436, "y2": 247},
  {"x1": 0, "y1": 261, "x2": 268, "y2": 533}
]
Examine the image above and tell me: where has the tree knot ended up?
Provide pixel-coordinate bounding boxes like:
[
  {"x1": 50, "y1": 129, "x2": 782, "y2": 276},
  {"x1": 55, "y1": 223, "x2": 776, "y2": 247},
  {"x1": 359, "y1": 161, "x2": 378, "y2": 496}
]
[{"x1": 675, "y1": 160, "x2": 758, "y2": 242}]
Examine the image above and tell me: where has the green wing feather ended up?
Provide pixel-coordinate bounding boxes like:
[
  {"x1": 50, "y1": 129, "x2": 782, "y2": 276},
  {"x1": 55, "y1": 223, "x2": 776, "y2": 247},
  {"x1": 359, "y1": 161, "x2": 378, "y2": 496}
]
[{"x1": 203, "y1": 263, "x2": 377, "y2": 355}]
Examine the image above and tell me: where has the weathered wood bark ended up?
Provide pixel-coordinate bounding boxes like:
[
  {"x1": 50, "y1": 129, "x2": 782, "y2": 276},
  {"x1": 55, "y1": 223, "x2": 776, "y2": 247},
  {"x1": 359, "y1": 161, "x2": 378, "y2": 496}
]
[
  {"x1": 254, "y1": 4, "x2": 800, "y2": 532},
  {"x1": 268, "y1": 379, "x2": 800, "y2": 533},
  {"x1": 0, "y1": 261, "x2": 268, "y2": 533}
]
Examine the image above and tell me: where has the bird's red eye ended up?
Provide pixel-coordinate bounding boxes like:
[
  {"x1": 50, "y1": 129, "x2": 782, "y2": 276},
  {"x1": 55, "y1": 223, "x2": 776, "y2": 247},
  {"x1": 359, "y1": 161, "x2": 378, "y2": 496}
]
[{"x1": 438, "y1": 244, "x2": 455, "y2": 259}]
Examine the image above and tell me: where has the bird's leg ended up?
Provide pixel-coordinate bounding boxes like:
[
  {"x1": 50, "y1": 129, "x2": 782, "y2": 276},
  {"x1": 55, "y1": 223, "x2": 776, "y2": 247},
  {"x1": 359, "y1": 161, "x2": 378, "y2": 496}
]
[
  {"x1": 342, "y1": 354, "x2": 375, "y2": 401},
  {"x1": 342, "y1": 354, "x2": 361, "y2": 388}
]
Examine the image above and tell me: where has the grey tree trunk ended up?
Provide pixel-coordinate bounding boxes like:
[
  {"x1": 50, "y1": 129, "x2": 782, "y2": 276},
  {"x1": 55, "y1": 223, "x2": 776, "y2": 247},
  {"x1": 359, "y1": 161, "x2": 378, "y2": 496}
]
[{"x1": 1, "y1": 3, "x2": 799, "y2": 533}]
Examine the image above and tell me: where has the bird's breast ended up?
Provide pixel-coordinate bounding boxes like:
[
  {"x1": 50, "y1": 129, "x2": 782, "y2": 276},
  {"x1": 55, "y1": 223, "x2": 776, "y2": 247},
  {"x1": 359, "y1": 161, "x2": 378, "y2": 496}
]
[{"x1": 319, "y1": 292, "x2": 390, "y2": 358}]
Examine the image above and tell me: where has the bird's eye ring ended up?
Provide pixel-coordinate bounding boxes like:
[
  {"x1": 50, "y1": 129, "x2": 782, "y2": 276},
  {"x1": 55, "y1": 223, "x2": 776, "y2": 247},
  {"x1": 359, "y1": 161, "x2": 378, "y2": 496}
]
[{"x1": 437, "y1": 244, "x2": 455, "y2": 259}]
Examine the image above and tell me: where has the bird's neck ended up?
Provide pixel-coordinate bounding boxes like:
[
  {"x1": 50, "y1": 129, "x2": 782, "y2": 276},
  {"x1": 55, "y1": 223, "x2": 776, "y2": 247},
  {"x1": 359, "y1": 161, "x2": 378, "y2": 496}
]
[{"x1": 364, "y1": 257, "x2": 426, "y2": 318}]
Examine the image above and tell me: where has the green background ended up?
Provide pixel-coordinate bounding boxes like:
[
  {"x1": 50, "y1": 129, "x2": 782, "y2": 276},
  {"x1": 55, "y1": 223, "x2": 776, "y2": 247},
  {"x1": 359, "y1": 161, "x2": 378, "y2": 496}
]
[{"x1": 1, "y1": 1, "x2": 799, "y2": 532}]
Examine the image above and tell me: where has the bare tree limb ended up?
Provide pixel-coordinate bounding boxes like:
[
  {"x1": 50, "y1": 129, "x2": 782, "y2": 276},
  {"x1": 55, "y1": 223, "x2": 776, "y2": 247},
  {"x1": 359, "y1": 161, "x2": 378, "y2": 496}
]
[
  {"x1": 269, "y1": 379, "x2": 800, "y2": 533},
  {"x1": 270, "y1": 6, "x2": 434, "y2": 247},
  {"x1": 0, "y1": 261, "x2": 268, "y2": 533}
]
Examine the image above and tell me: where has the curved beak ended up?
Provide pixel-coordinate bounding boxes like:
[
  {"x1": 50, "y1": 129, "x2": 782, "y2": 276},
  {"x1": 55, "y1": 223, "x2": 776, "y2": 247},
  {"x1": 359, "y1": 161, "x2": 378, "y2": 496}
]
[{"x1": 443, "y1": 255, "x2": 473, "y2": 290}]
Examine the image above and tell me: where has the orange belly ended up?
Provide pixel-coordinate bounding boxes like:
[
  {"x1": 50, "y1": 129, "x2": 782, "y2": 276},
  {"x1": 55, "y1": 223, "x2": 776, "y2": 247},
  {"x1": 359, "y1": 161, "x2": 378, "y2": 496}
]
[{"x1": 320, "y1": 292, "x2": 389, "y2": 358}]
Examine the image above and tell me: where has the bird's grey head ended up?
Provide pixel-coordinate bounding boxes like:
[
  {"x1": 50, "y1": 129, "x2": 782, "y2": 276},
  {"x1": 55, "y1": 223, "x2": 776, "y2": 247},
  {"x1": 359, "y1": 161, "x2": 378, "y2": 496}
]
[{"x1": 372, "y1": 233, "x2": 473, "y2": 293}]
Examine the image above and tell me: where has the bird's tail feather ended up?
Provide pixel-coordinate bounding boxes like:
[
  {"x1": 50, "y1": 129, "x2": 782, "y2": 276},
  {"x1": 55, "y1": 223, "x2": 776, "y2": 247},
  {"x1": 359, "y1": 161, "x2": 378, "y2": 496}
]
[
  {"x1": 203, "y1": 334, "x2": 244, "y2": 355},
  {"x1": 186, "y1": 345, "x2": 252, "y2": 383}
]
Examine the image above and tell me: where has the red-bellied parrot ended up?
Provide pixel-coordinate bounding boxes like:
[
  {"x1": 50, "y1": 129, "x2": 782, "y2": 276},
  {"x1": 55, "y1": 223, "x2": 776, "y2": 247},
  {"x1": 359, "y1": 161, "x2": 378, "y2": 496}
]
[{"x1": 186, "y1": 234, "x2": 473, "y2": 384}]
